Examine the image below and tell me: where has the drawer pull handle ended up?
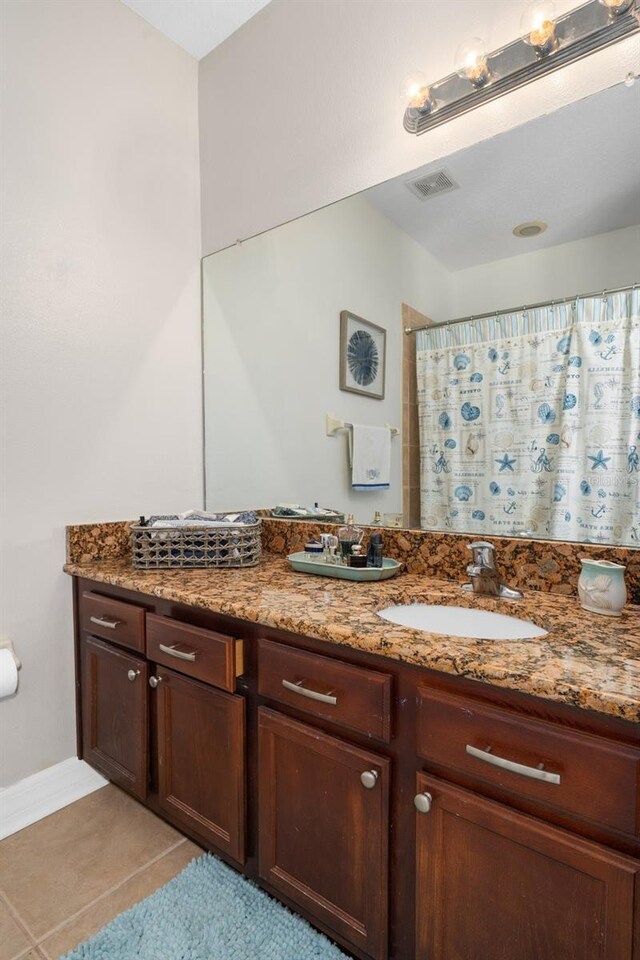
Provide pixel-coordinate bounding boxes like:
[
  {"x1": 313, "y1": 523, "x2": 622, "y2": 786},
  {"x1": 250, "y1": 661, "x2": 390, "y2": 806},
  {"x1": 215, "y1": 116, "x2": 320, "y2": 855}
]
[
  {"x1": 466, "y1": 744, "x2": 561, "y2": 784},
  {"x1": 90, "y1": 615, "x2": 122, "y2": 630},
  {"x1": 127, "y1": 669, "x2": 140, "y2": 682},
  {"x1": 360, "y1": 769, "x2": 378, "y2": 789},
  {"x1": 282, "y1": 679, "x2": 337, "y2": 706},
  {"x1": 158, "y1": 643, "x2": 197, "y2": 662},
  {"x1": 414, "y1": 792, "x2": 433, "y2": 814},
  {"x1": 149, "y1": 676, "x2": 163, "y2": 688}
]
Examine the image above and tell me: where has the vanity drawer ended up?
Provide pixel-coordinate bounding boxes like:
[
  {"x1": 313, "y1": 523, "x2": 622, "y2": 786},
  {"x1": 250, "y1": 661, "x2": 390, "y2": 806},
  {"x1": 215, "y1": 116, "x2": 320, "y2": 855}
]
[
  {"x1": 147, "y1": 614, "x2": 243, "y2": 692},
  {"x1": 258, "y1": 638, "x2": 392, "y2": 742},
  {"x1": 80, "y1": 591, "x2": 145, "y2": 653},
  {"x1": 417, "y1": 686, "x2": 640, "y2": 837}
]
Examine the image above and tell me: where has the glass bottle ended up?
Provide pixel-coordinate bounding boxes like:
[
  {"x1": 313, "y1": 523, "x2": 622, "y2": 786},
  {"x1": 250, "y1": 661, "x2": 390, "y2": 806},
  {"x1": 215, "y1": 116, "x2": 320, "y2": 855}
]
[{"x1": 338, "y1": 514, "x2": 363, "y2": 562}]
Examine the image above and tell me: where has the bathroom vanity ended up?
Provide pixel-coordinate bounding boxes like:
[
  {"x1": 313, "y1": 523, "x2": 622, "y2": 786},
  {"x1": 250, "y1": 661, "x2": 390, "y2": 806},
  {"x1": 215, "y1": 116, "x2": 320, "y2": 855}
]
[{"x1": 66, "y1": 543, "x2": 640, "y2": 960}]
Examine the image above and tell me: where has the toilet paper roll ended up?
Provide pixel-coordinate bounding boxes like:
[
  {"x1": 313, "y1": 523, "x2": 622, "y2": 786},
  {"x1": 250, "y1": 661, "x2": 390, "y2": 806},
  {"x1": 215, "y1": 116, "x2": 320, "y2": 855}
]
[{"x1": 0, "y1": 648, "x2": 19, "y2": 699}]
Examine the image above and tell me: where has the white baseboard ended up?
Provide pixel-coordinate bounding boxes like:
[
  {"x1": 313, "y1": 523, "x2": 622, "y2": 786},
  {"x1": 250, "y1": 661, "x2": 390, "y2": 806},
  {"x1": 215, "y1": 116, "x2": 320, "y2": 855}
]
[{"x1": 0, "y1": 758, "x2": 108, "y2": 840}]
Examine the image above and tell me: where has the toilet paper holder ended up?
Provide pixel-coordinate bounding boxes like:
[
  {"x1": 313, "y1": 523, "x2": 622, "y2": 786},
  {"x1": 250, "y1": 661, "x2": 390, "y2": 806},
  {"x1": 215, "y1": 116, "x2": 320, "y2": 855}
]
[{"x1": 0, "y1": 638, "x2": 21, "y2": 671}]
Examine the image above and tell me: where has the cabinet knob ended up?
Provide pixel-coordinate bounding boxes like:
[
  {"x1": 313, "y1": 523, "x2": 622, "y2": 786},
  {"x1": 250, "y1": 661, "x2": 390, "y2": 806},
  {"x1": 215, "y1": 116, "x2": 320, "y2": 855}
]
[
  {"x1": 149, "y1": 676, "x2": 163, "y2": 688},
  {"x1": 127, "y1": 669, "x2": 140, "y2": 682},
  {"x1": 360, "y1": 769, "x2": 379, "y2": 789},
  {"x1": 414, "y1": 792, "x2": 433, "y2": 814}
]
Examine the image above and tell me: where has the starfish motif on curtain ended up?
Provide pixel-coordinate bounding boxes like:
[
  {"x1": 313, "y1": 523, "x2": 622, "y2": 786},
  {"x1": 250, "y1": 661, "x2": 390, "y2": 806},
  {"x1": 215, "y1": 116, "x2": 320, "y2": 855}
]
[
  {"x1": 495, "y1": 453, "x2": 516, "y2": 472},
  {"x1": 588, "y1": 449, "x2": 610, "y2": 470}
]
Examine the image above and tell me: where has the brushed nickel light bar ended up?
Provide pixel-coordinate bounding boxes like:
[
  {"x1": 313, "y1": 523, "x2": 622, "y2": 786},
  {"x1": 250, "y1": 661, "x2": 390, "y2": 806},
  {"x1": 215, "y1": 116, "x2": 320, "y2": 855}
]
[{"x1": 402, "y1": 0, "x2": 639, "y2": 135}]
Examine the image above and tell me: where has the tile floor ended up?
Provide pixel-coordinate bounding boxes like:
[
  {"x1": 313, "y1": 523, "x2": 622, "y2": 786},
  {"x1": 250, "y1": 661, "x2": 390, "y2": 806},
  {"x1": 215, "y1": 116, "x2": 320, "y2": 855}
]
[{"x1": 0, "y1": 785, "x2": 202, "y2": 960}]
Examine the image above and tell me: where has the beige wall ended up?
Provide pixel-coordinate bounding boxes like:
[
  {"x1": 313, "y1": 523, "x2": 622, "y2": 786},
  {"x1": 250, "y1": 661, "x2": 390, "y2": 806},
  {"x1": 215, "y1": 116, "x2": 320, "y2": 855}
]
[
  {"x1": 202, "y1": 194, "x2": 450, "y2": 524},
  {"x1": 199, "y1": 0, "x2": 640, "y2": 256},
  {"x1": 450, "y1": 225, "x2": 640, "y2": 319},
  {"x1": 0, "y1": 0, "x2": 202, "y2": 786}
]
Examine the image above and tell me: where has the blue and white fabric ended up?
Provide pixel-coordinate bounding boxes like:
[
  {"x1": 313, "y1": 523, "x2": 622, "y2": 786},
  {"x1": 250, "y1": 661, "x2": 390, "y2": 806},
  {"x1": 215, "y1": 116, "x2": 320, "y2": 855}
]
[{"x1": 416, "y1": 290, "x2": 640, "y2": 546}]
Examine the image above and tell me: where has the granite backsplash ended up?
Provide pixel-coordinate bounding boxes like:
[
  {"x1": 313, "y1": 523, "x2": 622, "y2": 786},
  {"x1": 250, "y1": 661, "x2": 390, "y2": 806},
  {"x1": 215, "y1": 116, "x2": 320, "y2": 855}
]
[
  {"x1": 261, "y1": 519, "x2": 640, "y2": 605},
  {"x1": 66, "y1": 517, "x2": 640, "y2": 605}
]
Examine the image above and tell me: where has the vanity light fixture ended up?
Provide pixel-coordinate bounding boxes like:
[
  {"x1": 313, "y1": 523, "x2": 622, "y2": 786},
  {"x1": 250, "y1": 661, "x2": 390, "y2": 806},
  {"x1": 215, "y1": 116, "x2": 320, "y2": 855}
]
[
  {"x1": 521, "y1": 1, "x2": 559, "y2": 56},
  {"x1": 599, "y1": 0, "x2": 636, "y2": 16},
  {"x1": 399, "y1": 71, "x2": 433, "y2": 115},
  {"x1": 403, "y1": 0, "x2": 639, "y2": 135},
  {"x1": 454, "y1": 38, "x2": 491, "y2": 87}
]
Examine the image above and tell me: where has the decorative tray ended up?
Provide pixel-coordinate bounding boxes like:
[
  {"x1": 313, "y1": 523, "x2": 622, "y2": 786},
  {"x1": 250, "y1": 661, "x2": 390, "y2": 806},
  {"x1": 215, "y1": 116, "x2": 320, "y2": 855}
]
[{"x1": 287, "y1": 552, "x2": 402, "y2": 581}]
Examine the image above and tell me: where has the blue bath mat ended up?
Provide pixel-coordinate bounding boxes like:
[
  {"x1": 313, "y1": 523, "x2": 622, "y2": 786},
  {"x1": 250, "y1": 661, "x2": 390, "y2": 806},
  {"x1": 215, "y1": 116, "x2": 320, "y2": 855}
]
[{"x1": 61, "y1": 853, "x2": 349, "y2": 960}]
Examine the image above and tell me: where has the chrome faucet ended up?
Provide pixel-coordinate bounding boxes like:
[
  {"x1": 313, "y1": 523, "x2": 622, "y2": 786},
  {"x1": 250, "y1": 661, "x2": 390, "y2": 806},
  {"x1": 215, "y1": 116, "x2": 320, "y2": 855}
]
[{"x1": 462, "y1": 541, "x2": 523, "y2": 599}]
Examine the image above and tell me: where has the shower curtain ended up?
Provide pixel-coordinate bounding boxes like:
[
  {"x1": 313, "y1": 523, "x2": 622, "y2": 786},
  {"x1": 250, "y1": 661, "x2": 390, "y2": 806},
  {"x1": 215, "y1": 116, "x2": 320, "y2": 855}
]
[{"x1": 416, "y1": 289, "x2": 640, "y2": 546}]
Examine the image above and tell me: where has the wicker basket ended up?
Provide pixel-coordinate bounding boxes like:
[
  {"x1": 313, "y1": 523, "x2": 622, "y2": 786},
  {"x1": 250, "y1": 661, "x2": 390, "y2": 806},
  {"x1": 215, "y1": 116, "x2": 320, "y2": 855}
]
[{"x1": 131, "y1": 516, "x2": 261, "y2": 569}]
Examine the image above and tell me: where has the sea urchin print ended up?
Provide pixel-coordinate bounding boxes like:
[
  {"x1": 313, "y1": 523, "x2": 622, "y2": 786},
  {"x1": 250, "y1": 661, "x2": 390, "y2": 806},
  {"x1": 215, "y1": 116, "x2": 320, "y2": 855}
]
[{"x1": 347, "y1": 330, "x2": 379, "y2": 386}]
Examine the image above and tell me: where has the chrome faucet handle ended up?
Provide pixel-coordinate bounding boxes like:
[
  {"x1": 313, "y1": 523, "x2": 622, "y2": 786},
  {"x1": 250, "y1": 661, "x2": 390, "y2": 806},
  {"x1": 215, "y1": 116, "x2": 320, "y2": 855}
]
[
  {"x1": 467, "y1": 541, "x2": 496, "y2": 570},
  {"x1": 463, "y1": 540, "x2": 523, "y2": 600}
]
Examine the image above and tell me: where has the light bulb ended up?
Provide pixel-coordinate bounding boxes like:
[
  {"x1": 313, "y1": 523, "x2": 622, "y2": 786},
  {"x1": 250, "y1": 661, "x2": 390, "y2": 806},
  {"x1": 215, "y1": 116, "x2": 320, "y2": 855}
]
[
  {"x1": 520, "y1": 1, "x2": 558, "y2": 56},
  {"x1": 399, "y1": 72, "x2": 432, "y2": 112},
  {"x1": 454, "y1": 38, "x2": 491, "y2": 88},
  {"x1": 598, "y1": 0, "x2": 635, "y2": 15}
]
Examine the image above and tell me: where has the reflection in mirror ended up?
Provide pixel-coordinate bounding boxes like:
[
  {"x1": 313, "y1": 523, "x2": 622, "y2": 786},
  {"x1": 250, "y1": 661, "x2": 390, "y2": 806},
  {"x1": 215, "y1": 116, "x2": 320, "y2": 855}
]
[{"x1": 203, "y1": 80, "x2": 640, "y2": 545}]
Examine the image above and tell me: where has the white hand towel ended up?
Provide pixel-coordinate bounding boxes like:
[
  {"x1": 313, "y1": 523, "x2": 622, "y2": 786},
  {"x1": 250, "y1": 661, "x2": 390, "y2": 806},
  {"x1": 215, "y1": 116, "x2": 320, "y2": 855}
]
[{"x1": 351, "y1": 424, "x2": 391, "y2": 491}]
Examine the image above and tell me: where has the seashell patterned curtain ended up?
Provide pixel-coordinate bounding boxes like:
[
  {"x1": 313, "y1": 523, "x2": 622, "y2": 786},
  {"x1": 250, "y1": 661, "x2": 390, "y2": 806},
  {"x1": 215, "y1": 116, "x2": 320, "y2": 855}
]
[{"x1": 416, "y1": 289, "x2": 640, "y2": 546}]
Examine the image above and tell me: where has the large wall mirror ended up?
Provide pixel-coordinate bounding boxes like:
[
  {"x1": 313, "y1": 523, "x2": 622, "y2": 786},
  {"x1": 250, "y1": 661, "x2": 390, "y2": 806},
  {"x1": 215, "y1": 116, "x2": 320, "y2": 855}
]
[{"x1": 203, "y1": 80, "x2": 640, "y2": 546}]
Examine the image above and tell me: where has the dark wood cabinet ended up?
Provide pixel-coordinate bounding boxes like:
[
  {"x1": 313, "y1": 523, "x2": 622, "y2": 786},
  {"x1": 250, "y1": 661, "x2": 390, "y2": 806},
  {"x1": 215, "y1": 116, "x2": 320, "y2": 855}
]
[
  {"x1": 258, "y1": 637, "x2": 392, "y2": 741},
  {"x1": 147, "y1": 614, "x2": 243, "y2": 692},
  {"x1": 80, "y1": 591, "x2": 146, "y2": 653},
  {"x1": 81, "y1": 634, "x2": 148, "y2": 799},
  {"x1": 73, "y1": 577, "x2": 640, "y2": 960},
  {"x1": 258, "y1": 707, "x2": 390, "y2": 960},
  {"x1": 154, "y1": 666, "x2": 246, "y2": 862},
  {"x1": 415, "y1": 772, "x2": 640, "y2": 960},
  {"x1": 417, "y1": 686, "x2": 640, "y2": 837}
]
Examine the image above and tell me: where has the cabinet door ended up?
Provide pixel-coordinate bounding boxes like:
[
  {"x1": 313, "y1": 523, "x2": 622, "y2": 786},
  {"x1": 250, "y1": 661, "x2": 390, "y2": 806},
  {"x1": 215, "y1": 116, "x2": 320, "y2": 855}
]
[
  {"x1": 415, "y1": 772, "x2": 640, "y2": 960},
  {"x1": 258, "y1": 707, "x2": 390, "y2": 960},
  {"x1": 81, "y1": 635, "x2": 148, "y2": 799},
  {"x1": 154, "y1": 666, "x2": 246, "y2": 862}
]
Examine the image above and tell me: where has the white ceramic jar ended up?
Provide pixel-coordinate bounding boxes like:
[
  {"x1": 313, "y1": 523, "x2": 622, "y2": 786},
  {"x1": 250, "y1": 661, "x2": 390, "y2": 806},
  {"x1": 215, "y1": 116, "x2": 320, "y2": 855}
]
[{"x1": 578, "y1": 558, "x2": 627, "y2": 617}]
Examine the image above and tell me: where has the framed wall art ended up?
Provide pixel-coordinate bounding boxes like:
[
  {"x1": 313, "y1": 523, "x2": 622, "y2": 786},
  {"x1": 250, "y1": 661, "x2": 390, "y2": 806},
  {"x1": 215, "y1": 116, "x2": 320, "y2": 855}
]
[{"x1": 339, "y1": 310, "x2": 386, "y2": 400}]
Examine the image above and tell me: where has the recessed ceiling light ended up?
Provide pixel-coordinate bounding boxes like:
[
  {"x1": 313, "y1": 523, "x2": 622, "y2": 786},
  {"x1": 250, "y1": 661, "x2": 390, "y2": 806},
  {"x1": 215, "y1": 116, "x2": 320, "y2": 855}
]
[{"x1": 513, "y1": 220, "x2": 548, "y2": 238}]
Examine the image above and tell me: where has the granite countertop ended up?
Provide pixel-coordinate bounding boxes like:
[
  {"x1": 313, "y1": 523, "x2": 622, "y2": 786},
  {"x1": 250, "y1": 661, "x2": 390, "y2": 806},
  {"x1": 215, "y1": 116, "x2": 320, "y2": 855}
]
[{"x1": 64, "y1": 554, "x2": 640, "y2": 724}]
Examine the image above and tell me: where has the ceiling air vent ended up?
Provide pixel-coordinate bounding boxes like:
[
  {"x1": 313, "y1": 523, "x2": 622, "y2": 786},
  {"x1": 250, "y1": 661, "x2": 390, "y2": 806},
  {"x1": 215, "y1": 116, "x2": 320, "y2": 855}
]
[{"x1": 404, "y1": 169, "x2": 458, "y2": 201}]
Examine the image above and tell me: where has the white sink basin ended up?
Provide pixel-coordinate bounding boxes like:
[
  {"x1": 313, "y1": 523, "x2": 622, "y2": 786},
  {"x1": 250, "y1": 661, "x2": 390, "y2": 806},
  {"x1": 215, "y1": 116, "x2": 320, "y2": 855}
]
[{"x1": 377, "y1": 604, "x2": 548, "y2": 640}]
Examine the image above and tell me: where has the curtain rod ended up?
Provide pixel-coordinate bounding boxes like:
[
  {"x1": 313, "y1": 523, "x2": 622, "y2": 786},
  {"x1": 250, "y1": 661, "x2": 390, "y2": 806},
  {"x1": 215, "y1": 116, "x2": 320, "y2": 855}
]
[{"x1": 404, "y1": 282, "x2": 639, "y2": 335}]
